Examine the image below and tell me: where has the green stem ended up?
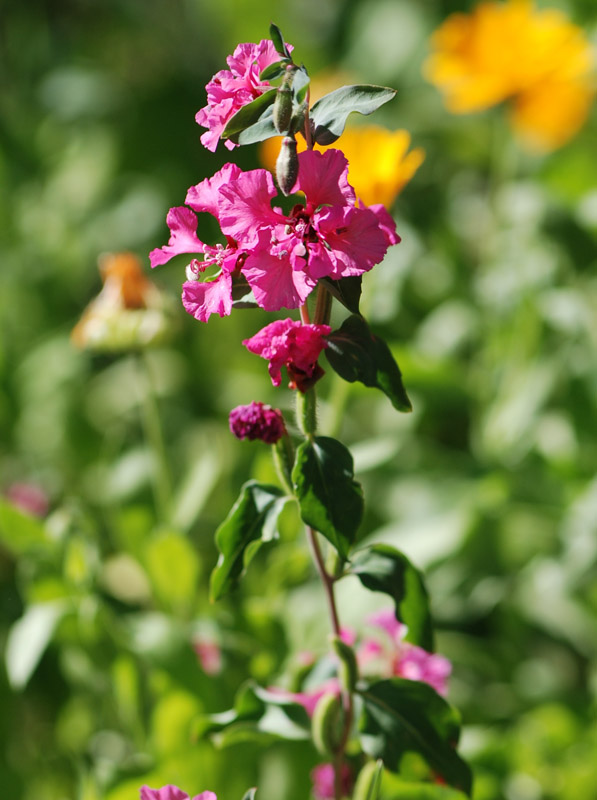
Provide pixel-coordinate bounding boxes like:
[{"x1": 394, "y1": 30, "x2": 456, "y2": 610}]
[
  {"x1": 314, "y1": 283, "x2": 332, "y2": 326},
  {"x1": 137, "y1": 352, "x2": 173, "y2": 524}
]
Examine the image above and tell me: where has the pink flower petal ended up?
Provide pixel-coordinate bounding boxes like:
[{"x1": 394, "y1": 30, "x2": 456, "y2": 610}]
[
  {"x1": 139, "y1": 786, "x2": 189, "y2": 800},
  {"x1": 218, "y1": 169, "x2": 281, "y2": 243},
  {"x1": 182, "y1": 272, "x2": 233, "y2": 322},
  {"x1": 149, "y1": 207, "x2": 203, "y2": 267},
  {"x1": 243, "y1": 243, "x2": 314, "y2": 312},
  {"x1": 185, "y1": 163, "x2": 243, "y2": 217},
  {"x1": 296, "y1": 149, "x2": 356, "y2": 209}
]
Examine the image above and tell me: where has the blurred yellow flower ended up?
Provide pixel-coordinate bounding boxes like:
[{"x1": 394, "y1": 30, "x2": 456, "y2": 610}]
[
  {"x1": 260, "y1": 126, "x2": 424, "y2": 208},
  {"x1": 424, "y1": 0, "x2": 595, "y2": 151},
  {"x1": 72, "y1": 252, "x2": 174, "y2": 351}
]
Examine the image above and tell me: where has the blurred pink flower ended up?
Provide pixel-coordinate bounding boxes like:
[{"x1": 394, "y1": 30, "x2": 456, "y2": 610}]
[
  {"x1": 5, "y1": 482, "x2": 49, "y2": 518},
  {"x1": 311, "y1": 763, "x2": 353, "y2": 800},
  {"x1": 140, "y1": 786, "x2": 216, "y2": 800},
  {"x1": 193, "y1": 637, "x2": 222, "y2": 676},
  {"x1": 243, "y1": 318, "x2": 331, "y2": 391},
  {"x1": 196, "y1": 39, "x2": 292, "y2": 152}
]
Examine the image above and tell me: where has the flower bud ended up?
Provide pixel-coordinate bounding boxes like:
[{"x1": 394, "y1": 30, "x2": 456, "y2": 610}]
[
  {"x1": 273, "y1": 82, "x2": 293, "y2": 134},
  {"x1": 330, "y1": 635, "x2": 358, "y2": 693},
  {"x1": 353, "y1": 760, "x2": 384, "y2": 800},
  {"x1": 229, "y1": 402, "x2": 286, "y2": 444},
  {"x1": 311, "y1": 690, "x2": 344, "y2": 756},
  {"x1": 276, "y1": 135, "x2": 299, "y2": 196}
]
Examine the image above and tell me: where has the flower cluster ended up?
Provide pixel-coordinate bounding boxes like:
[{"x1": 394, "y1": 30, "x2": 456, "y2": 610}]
[
  {"x1": 424, "y1": 0, "x2": 595, "y2": 151},
  {"x1": 229, "y1": 401, "x2": 287, "y2": 443},
  {"x1": 149, "y1": 148, "x2": 399, "y2": 323},
  {"x1": 196, "y1": 39, "x2": 291, "y2": 152}
]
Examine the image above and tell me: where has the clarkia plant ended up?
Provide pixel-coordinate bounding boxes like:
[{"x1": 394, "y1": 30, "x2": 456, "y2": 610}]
[{"x1": 148, "y1": 24, "x2": 472, "y2": 800}]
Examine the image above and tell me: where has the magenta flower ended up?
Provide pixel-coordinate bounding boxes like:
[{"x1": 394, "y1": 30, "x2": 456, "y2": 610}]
[
  {"x1": 243, "y1": 319, "x2": 331, "y2": 391},
  {"x1": 229, "y1": 401, "x2": 286, "y2": 444},
  {"x1": 193, "y1": 636, "x2": 222, "y2": 676},
  {"x1": 139, "y1": 786, "x2": 216, "y2": 800},
  {"x1": 268, "y1": 677, "x2": 340, "y2": 717},
  {"x1": 5, "y1": 482, "x2": 49, "y2": 517},
  {"x1": 311, "y1": 763, "x2": 353, "y2": 800},
  {"x1": 358, "y1": 608, "x2": 452, "y2": 696},
  {"x1": 196, "y1": 39, "x2": 292, "y2": 152}
]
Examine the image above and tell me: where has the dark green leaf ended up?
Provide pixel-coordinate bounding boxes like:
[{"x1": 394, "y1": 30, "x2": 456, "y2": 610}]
[
  {"x1": 260, "y1": 60, "x2": 288, "y2": 81},
  {"x1": 270, "y1": 23, "x2": 290, "y2": 59},
  {"x1": 235, "y1": 107, "x2": 279, "y2": 145},
  {"x1": 310, "y1": 85, "x2": 397, "y2": 145},
  {"x1": 222, "y1": 88, "x2": 277, "y2": 141},
  {"x1": 320, "y1": 276, "x2": 362, "y2": 314},
  {"x1": 325, "y1": 315, "x2": 412, "y2": 412},
  {"x1": 209, "y1": 481, "x2": 288, "y2": 601},
  {"x1": 292, "y1": 436, "x2": 363, "y2": 558},
  {"x1": 358, "y1": 679, "x2": 472, "y2": 795},
  {"x1": 349, "y1": 544, "x2": 433, "y2": 651}
]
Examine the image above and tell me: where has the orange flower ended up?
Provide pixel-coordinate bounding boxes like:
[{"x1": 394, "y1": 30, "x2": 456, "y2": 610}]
[
  {"x1": 260, "y1": 126, "x2": 424, "y2": 208},
  {"x1": 72, "y1": 252, "x2": 174, "y2": 351},
  {"x1": 424, "y1": 0, "x2": 595, "y2": 151}
]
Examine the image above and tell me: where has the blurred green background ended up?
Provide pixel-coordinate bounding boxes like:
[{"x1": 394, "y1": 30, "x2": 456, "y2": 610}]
[{"x1": 1, "y1": 1, "x2": 597, "y2": 799}]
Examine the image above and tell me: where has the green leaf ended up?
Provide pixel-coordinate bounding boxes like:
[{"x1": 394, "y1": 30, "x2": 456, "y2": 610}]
[
  {"x1": 325, "y1": 314, "x2": 412, "y2": 412},
  {"x1": 241, "y1": 789, "x2": 257, "y2": 800},
  {"x1": 292, "y1": 436, "x2": 363, "y2": 558},
  {"x1": 235, "y1": 107, "x2": 279, "y2": 146},
  {"x1": 320, "y1": 276, "x2": 362, "y2": 314},
  {"x1": 260, "y1": 60, "x2": 288, "y2": 81},
  {"x1": 358, "y1": 679, "x2": 472, "y2": 795},
  {"x1": 6, "y1": 601, "x2": 68, "y2": 689},
  {"x1": 210, "y1": 481, "x2": 288, "y2": 601},
  {"x1": 349, "y1": 544, "x2": 433, "y2": 651},
  {"x1": 222, "y1": 88, "x2": 277, "y2": 141},
  {"x1": 310, "y1": 84, "x2": 397, "y2": 145},
  {"x1": 0, "y1": 498, "x2": 50, "y2": 555},
  {"x1": 270, "y1": 22, "x2": 291, "y2": 59},
  {"x1": 195, "y1": 681, "x2": 310, "y2": 744}
]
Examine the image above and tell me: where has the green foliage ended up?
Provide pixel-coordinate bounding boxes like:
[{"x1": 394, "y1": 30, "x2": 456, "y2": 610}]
[
  {"x1": 348, "y1": 544, "x2": 433, "y2": 650},
  {"x1": 358, "y1": 679, "x2": 472, "y2": 795},
  {"x1": 292, "y1": 436, "x2": 364, "y2": 558},
  {"x1": 325, "y1": 314, "x2": 412, "y2": 412},
  {"x1": 310, "y1": 85, "x2": 397, "y2": 145}
]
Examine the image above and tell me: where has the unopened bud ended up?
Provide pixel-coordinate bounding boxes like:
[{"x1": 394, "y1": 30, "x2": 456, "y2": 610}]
[
  {"x1": 311, "y1": 691, "x2": 343, "y2": 756},
  {"x1": 273, "y1": 85, "x2": 293, "y2": 134},
  {"x1": 353, "y1": 760, "x2": 384, "y2": 800},
  {"x1": 276, "y1": 135, "x2": 299, "y2": 196},
  {"x1": 331, "y1": 635, "x2": 358, "y2": 693}
]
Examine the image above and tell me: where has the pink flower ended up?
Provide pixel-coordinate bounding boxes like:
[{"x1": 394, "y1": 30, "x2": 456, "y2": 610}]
[
  {"x1": 193, "y1": 637, "x2": 222, "y2": 676},
  {"x1": 359, "y1": 608, "x2": 452, "y2": 696},
  {"x1": 196, "y1": 39, "x2": 292, "y2": 152},
  {"x1": 311, "y1": 763, "x2": 353, "y2": 800},
  {"x1": 139, "y1": 786, "x2": 216, "y2": 800},
  {"x1": 269, "y1": 678, "x2": 341, "y2": 717},
  {"x1": 243, "y1": 319, "x2": 331, "y2": 391},
  {"x1": 5, "y1": 482, "x2": 49, "y2": 517},
  {"x1": 229, "y1": 401, "x2": 287, "y2": 444}
]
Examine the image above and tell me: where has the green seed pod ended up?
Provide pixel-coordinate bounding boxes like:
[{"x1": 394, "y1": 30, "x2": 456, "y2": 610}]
[
  {"x1": 331, "y1": 635, "x2": 359, "y2": 693},
  {"x1": 273, "y1": 84, "x2": 293, "y2": 134},
  {"x1": 311, "y1": 691, "x2": 344, "y2": 756},
  {"x1": 353, "y1": 760, "x2": 384, "y2": 800},
  {"x1": 276, "y1": 135, "x2": 299, "y2": 196}
]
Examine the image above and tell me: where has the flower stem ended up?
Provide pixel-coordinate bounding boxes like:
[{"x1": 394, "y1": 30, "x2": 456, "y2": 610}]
[
  {"x1": 314, "y1": 283, "x2": 332, "y2": 326},
  {"x1": 306, "y1": 525, "x2": 341, "y2": 637}
]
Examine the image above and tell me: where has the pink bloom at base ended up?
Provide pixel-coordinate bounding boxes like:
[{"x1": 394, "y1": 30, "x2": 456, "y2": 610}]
[
  {"x1": 243, "y1": 319, "x2": 331, "y2": 391},
  {"x1": 196, "y1": 39, "x2": 293, "y2": 152},
  {"x1": 311, "y1": 763, "x2": 353, "y2": 800},
  {"x1": 139, "y1": 786, "x2": 216, "y2": 800}
]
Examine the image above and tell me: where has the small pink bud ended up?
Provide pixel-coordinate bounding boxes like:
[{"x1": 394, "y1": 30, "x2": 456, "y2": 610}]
[{"x1": 229, "y1": 401, "x2": 286, "y2": 444}]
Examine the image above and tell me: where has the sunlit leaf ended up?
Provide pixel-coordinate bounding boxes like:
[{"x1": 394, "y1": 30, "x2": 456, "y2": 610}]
[
  {"x1": 310, "y1": 85, "x2": 396, "y2": 145},
  {"x1": 6, "y1": 602, "x2": 68, "y2": 689}
]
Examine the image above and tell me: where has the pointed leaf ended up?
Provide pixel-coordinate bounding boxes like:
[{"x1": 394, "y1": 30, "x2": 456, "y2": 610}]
[
  {"x1": 358, "y1": 679, "x2": 472, "y2": 795},
  {"x1": 241, "y1": 789, "x2": 257, "y2": 800},
  {"x1": 310, "y1": 85, "x2": 397, "y2": 145},
  {"x1": 222, "y1": 88, "x2": 277, "y2": 141},
  {"x1": 260, "y1": 60, "x2": 288, "y2": 81},
  {"x1": 210, "y1": 481, "x2": 288, "y2": 601},
  {"x1": 325, "y1": 315, "x2": 412, "y2": 412},
  {"x1": 292, "y1": 436, "x2": 363, "y2": 558},
  {"x1": 349, "y1": 544, "x2": 433, "y2": 650},
  {"x1": 320, "y1": 276, "x2": 362, "y2": 314},
  {"x1": 235, "y1": 107, "x2": 278, "y2": 145},
  {"x1": 270, "y1": 23, "x2": 291, "y2": 59},
  {"x1": 6, "y1": 602, "x2": 68, "y2": 689}
]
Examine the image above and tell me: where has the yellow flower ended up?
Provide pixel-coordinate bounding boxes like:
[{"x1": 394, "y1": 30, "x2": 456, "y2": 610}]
[
  {"x1": 72, "y1": 252, "x2": 174, "y2": 351},
  {"x1": 424, "y1": 0, "x2": 595, "y2": 151},
  {"x1": 260, "y1": 126, "x2": 424, "y2": 208}
]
